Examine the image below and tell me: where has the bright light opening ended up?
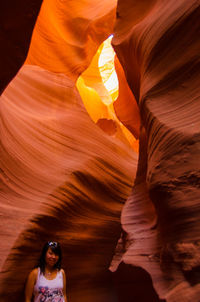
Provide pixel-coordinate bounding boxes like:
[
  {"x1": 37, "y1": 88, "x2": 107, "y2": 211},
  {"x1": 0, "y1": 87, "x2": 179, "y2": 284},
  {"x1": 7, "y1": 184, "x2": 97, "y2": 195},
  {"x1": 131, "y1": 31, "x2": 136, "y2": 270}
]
[{"x1": 98, "y1": 35, "x2": 118, "y2": 105}]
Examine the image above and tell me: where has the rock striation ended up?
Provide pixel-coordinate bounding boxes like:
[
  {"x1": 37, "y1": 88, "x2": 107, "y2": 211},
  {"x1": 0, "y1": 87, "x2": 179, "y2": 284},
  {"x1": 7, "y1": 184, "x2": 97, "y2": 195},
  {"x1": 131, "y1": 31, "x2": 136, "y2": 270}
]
[
  {"x1": 0, "y1": 0, "x2": 200, "y2": 301},
  {"x1": 0, "y1": 64, "x2": 137, "y2": 301},
  {"x1": 111, "y1": 0, "x2": 200, "y2": 301}
]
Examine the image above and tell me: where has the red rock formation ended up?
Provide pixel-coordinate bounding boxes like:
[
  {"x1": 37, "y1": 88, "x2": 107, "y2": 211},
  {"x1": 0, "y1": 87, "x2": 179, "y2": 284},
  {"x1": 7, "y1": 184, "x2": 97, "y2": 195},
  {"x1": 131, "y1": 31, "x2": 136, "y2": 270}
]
[
  {"x1": 0, "y1": 64, "x2": 137, "y2": 301},
  {"x1": 111, "y1": 0, "x2": 200, "y2": 301},
  {"x1": 1, "y1": 0, "x2": 200, "y2": 301},
  {"x1": 114, "y1": 55, "x2": 140, "y2": 139},
  {"x1": 0, "y1": 1, "x2": 138, "y2": 301},
  {"x1": 25, "y1": 0, "x2": 117, "y2": 82}
]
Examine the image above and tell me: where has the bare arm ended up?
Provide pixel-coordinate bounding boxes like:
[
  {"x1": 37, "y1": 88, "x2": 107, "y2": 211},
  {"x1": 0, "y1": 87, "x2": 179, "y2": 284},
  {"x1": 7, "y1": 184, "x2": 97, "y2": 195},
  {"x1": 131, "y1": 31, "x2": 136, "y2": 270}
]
[
  {"x1": 25, "y1": 268, "x2": 37, "y2": 302},
  {"x1": 62, "y1": 269, "x2": 68, "y2": 302}
]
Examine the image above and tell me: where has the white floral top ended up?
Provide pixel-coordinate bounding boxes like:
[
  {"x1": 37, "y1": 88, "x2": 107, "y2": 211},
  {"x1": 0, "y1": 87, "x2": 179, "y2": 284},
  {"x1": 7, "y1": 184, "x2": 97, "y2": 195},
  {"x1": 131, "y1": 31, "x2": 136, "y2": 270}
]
[{"x1": 33, "y1": 268, "x2": 64, "y2": 302}]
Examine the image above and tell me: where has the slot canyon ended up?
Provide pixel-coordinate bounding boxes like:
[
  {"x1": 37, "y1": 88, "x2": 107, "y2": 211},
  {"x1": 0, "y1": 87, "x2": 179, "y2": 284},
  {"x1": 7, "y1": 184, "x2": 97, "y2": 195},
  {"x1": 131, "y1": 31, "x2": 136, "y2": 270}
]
[{"x1": 0, "y1": 0, "x2": 200, "y2": 301}]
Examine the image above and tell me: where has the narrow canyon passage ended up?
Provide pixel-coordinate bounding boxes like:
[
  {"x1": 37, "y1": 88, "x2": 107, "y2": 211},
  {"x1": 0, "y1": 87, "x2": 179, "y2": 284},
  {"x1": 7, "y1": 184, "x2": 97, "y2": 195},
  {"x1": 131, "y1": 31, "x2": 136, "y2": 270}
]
[{"x1": 0, "y1": 1, "x2": 200, "y2": 301}]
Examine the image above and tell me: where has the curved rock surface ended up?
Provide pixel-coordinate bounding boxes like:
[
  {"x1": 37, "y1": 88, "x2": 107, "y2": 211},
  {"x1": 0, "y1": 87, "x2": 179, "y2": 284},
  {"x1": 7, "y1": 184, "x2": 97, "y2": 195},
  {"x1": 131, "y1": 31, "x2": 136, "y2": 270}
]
[
  {"x1": 0, "y1": 1, "x2": 139, "y2": 300},
  {"x1": 111, "y1": 0, "x2": 200, "y2": 301},
  {"x1": 114, "y1": 55, "x2": 140, "y2": 139},
  {"x1": 1, "y1": 0, "x2": 200, "y2": 301},
  {"x1": 25, "y1": 0, "x2": 117, "y2": 81},
  {"x1": 0, "y1": 65, "x2": 137, "y2": 301}
]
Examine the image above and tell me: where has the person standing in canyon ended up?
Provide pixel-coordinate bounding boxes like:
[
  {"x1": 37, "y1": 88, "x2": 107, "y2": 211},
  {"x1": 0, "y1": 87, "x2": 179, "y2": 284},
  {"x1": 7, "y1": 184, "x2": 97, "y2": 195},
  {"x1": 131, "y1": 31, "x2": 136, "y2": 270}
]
[{"x1": 25, "y1": 241, "x2": 67, "y2": 302}]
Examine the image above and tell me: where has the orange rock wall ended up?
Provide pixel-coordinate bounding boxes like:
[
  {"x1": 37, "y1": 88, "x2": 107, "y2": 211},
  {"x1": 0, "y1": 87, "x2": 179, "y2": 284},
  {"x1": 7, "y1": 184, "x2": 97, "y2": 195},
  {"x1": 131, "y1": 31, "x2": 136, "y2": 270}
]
[
  {"x1": 0, "y1": 1, "x2": 138, "y2": 301},
  {"x1": 0, "y1": 65, "x2": 137, "y2": 302},
  {"x1": 0, "y1": 0, "x2": 200, "y2": 301},
  {"x1": 112, "y1": 0, "x2": 200, "y2": 301}
]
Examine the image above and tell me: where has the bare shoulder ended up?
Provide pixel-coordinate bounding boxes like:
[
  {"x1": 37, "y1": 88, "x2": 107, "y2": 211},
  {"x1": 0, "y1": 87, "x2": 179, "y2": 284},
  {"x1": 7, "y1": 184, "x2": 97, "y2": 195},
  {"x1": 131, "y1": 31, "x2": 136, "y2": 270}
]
[
  {"x1": 61, "y1": 268, "x2": 66, "y2": 276},
  {"x1": 28, "y1": 268, "x2": 38, "y2": 280}
]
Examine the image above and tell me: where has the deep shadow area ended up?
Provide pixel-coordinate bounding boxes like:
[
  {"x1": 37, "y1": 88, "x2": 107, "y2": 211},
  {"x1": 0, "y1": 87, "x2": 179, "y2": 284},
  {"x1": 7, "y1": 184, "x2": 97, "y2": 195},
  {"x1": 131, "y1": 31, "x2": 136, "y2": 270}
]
[
  {"x1": 184, "y1": 266, "x2": 200, "y2": 286},
  {"x1": 112, "y1": 262, "x2": 166, "y2": 302},
  {"x1": 0, "y1": 0, "x2": 43, "y2": 94}
]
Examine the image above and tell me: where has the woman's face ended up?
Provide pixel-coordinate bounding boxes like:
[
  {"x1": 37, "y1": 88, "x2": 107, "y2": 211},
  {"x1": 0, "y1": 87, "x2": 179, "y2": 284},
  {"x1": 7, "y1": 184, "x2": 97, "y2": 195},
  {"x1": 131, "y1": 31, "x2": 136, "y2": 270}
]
[{"x1": 45, "y1": 247, "x2": 59, "y2": 268}]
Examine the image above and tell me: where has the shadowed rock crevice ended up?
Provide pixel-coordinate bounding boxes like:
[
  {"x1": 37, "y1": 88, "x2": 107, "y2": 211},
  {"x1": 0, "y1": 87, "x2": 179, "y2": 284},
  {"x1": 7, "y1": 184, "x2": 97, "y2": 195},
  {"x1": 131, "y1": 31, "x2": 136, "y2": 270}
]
[
  {"x1": 0, "y1": 1, "x2": 43, "y2": 94},
  {"x1": 113, "y1": 262, "x2": 165, "y2": 302}
]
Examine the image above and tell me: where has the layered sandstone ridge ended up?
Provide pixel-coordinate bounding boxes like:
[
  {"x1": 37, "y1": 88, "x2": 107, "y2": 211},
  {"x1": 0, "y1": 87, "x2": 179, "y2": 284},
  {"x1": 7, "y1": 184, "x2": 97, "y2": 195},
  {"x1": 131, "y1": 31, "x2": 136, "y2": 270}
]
[
  {"x1": 111, "y1": 0, "x2": 200, "y2": 301},
  {"x1": 0, "y1": 0, "x2": 200, "y2": 301},
  {"x1": 25, "y1": 0, "x2": 117, "y2": 81},
  {"x1": 0, "y1": 65, "x2": 137, "y2": 301},
  {"x1": 0, "y1": 1, "x2": 138, "y2": 301}
]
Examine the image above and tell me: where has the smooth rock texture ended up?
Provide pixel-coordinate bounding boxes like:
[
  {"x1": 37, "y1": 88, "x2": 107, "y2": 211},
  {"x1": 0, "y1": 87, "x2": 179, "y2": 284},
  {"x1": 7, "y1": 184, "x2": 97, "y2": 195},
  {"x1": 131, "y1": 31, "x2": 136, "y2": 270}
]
[
  {"x1": 25, "y1": 0, "x2": 117, "y2": 81},
  {"x1": 0, "y1": 1, "x2": 139, "y2": 301},
  {"x1": 76, "y1": 38, "x2": 139, "y2": 151},
  {"x1": 0, "y1": 65, "x2": 137, "y2": 301},
  {"x1": 1, "y1": 0, "x2": 200, "y2": 301},
  {"x1": 114, "y1": 55, "x2": 140, "y2": 139},
  {"x1": 112, "y1": 0, "x2": 200, "y2": 301}
]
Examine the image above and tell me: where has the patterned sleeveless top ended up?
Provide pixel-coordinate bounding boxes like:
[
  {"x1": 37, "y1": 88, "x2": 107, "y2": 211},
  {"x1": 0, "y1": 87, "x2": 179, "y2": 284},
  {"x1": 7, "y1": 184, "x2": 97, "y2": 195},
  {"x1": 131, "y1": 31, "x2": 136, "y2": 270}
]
[{"x1": 33, "y1": 267, "x2": 64, "y2": 302}]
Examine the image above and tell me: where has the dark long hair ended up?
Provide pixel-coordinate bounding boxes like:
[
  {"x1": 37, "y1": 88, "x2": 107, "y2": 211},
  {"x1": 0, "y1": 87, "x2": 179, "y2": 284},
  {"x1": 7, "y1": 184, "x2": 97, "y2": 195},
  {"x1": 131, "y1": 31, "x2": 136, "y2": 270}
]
[{"x1": 38, "y1": 241, "x2": 62, "y2": 274}]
